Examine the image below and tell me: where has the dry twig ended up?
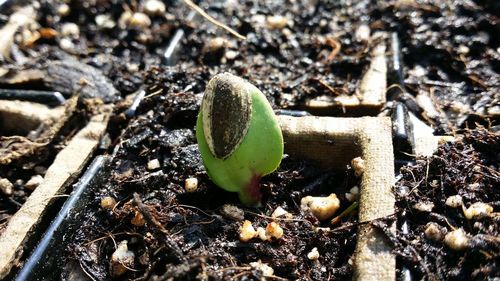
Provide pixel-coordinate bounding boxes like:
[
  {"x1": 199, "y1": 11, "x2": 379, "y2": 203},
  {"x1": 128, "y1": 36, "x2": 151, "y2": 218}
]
[
  {"x1": 132, "y1": 193, "x2": 186, "y2": 262},
  {"x1": 182, "y1": 0, "x2": 246, "y2": 40}
]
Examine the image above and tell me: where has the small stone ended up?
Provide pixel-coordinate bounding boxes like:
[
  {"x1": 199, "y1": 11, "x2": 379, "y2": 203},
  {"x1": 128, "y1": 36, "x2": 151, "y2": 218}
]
[
  {"x1": 424, "y1": 222, "x2": 444, "y2": 241},
  {"x1": 220, "y1": 204, "x2": 244, "y2": 221},
  {"x1": 410, "y1": 65, "x2": 427, "y2": 78},
  {"x1": 251, "y1": 14, "x2": 266, "y2": 26},
  {"x1": 143, "y1": 0, "x2": 166, "y2": 16},
  {"x1": 59, "y1": 37, "x2": 75, "y2": 52},
  {"x1": 96, "y1": 14, "x2": 116, "y2": 29},
  {"x1": 205, "y1": 37, "x2": 225, "y2": 53},
  {"x1": 110, "y1": 241, "x2": 135, "y2": 277},
  {"x1": 345, "y1": 186, "x2": 359, "y2": 202},
  {"x1": 184, "y1": 177, "x2": 198, "y2": 193},
  {"x1": 0, "y1": 178, "x2": 13, "y2": 196},
  {"x1": 256, "y1": 227, "x2": 268, "y2": 241},
  {"x1": 413, "y1": 201, "x2": 434, "y2": 212},
  {"x1": 266, "y1": 15, "x2": 289, "y2": 29},
  {"x1": 444, "y1": 228, "x2": 469, "y2": 251},
  {"x1": 147, "y1": 159, "x2": 161, "y2": 170},
  {"x1": 301, "y1": 194, "x2": 340, "y2": 221},
  {"x1": 127, "y1": 12, "x2": 151, "y2": 29},
  {"x1": 61, "y1": 22, "x2": 80, "y2": 38},
  {"x1": 265, "y1": 222, "x2": 284, "y2": 240},
  {"x1": 126, "y1": 63, "x2": 139, "y2": 72},
  {"x1": 449, "y1": 101, "x2": 470, "y2": 114},
  {"x1": 225, "y1": 50, "x2": 238, "y2": 60},
  {"x1": 131, "y1": 211, "x2": 145, "y2": 226},
  {"x1": 351, "y1": 157, "x2": 365, "y2": 177},
  {"x1": 457, "y1": 45, "x2": 469, "y2": 55},
  {"x1": 355, "y1": 24, "x2": 370, "y2": 42},
  {"x1": 307, "y1": 247, "x2": 320, "y2": 260},
  {"x1": 271, "y1": 206, "x2": 292, "y2": 219},
  {"x1": 239, "y1": 220, "x2": 257, "y2": 242},
  {"x1": 25, "y1": 175, "x2": 43, "y2": 190},
  {"x1": 445, "y1": 195, "x2": 463, "y2": 208},
  {"x1": 100, "y1": 196, "x2": 117, "y2": 210},
  {"x1": 56, "y1": 4, "x2": 70, "y2": 17},
  {"x1": 463, "y1": 202, "x2": 493, "y2": 220},
  {"x1": 282, "y1": 28, "x2": 292, "y2": 37},
  {"x1": 250, "y1": 261, "x2": 274, "y2": 277},
  {"x1": 119, "y1": 11, "x2": 132, "y2": 29},
  {"x1": 314, "y1": 227, "x2": 331, "y2": 233}
]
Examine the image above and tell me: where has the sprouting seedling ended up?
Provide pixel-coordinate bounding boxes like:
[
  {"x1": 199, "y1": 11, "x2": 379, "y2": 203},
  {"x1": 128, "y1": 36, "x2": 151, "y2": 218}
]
[{"x1": 196, "y1": 73, "x2": 284, "y2": 206}]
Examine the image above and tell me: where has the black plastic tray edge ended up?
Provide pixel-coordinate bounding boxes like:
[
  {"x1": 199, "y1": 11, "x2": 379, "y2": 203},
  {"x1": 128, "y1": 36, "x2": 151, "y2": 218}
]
[{"x1": 14, "y1": 155, "x2": 110, "y2": 281}]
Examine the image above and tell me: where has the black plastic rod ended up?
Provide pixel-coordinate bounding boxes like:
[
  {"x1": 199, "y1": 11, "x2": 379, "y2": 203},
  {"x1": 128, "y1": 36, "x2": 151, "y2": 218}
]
[{"x1": 0, "y1": 89, "x2": 66, "y2": 106}]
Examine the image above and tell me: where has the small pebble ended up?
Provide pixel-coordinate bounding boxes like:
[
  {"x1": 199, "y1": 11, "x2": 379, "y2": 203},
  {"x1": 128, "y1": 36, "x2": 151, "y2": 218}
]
[
  {"x1": 61, "y1": 22, "x2": 80, "y2": 38},
  {"x1": 147, "y1": 159, "x2": 161, "y2": 171},
  {"x1": 59, "y1": 37, "x2": 75, "y2": 52},
  {"x1": 413, "y1": 201, "x2": 434, "y2": 212},
  {"x1": 225, "y1": 50, "x2": 238, "y2": 60},
  {"x1": 307, "y1": 247, "x2": 320, "y2": 260},
  {"x1": 184, "y1": 177, "x2": 198, "y2": 193},
  {"x1": 271, "y1": 206, "x2": 292, "y2": 219},
  {"x1": 110, "y1": 241, "x2": 135, "y2": 277},
  {"x1": 100, "y1": 196, "x2": 117, "y2": 210},
  {"x1": 457, "y1": 44, "x2": 469, "y2": 55},
  {"x1": 351, "y1": 157, "x2": 365, "y2": 177},
  {"x1": 119, "y1": 11, "x2": 132, "y2": 29},
  {"x1": 449, "y1": 101, "x2": 470, "y2": 114},
  {"x1": 345, "y1": 186, "x2": 359, "y2": 202},
  {"x1": 314, "y1": 227, "x2": 331, "y2": 233},
  {"x1": 96, "y1": 14, "x2": 116, "y2": 29},
  {"x1": 301, "y1": 194, "x2": 340, "y2": 221},
  {"x1": 266, "y1": 15, "x2": 289, "y2": 29},
  {"x1": 265, "y1": 222, "x2": 284, "y2": 240},
  {"x1": 282, "y1": 28, "x2": 292, "y2": 37},
  {"x1": 463, "y1": 202, "x2": 493, "y2": 220},
  {"x1": 445, "y1": 195, "x2": 463, "y2": 208},
  {"x1": 56, "y1": 4, "x2": 70, "y2": 17},
  {"x1": 0, "y1": 178, "x2": 13, "y2": 196},
  {"x1": 25, "y1": 175, "x2": 43, "y2": 190},
  {"x1": 444, "y1": 228, "x2": 469, "y2": 251},
  {"x1": 205, "y1": 37, "x2": 225, "y2": 53},
  {"x1": 355, "y1": 24, "x2": 370, "y2": 42},
  {"x1": 256, "y1": 227, "x2": 267, "y2": 241},
  {"x1": 143, "y1": 0, "x2": 166, "y2": 16},
  {"x1": 128, "y1": 12, "x2": 151, "y2": 29},
  {"x1": 424, "y1": 222, "x2": 444, "y2": 241},
  {"x1": 126, "y1": 63, "x2": 139, "y2": 72},
  {"x1": 409, "y1": 65, "x2": 427, "y2": 78},
  {"x1": 249, "y1": 261, "x2": 274, "y2": 277},
  {"x1": 239, "y1": 220, "x2": 257, "y2": 242},
  {"x1": 220, "y1": 204, "x2": 244, "y2": 221}
]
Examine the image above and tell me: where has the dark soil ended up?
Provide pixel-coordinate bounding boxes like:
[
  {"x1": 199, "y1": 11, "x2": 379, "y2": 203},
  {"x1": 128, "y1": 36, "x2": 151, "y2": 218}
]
[
  {"x1": 68, "y1": 88, "x2": 360, "y2": 280},
  {"x1": 393, "y1": 129, "x2": 499, "y2": 280},
  {"x1": 0, "y1": 0, "x2": 498, "y2": 280}
]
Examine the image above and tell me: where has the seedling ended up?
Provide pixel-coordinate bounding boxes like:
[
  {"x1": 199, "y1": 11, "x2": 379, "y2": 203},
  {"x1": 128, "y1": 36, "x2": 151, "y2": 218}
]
[{"x1": 196, "y1": 73, "x2": 283, "y2": 206}]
